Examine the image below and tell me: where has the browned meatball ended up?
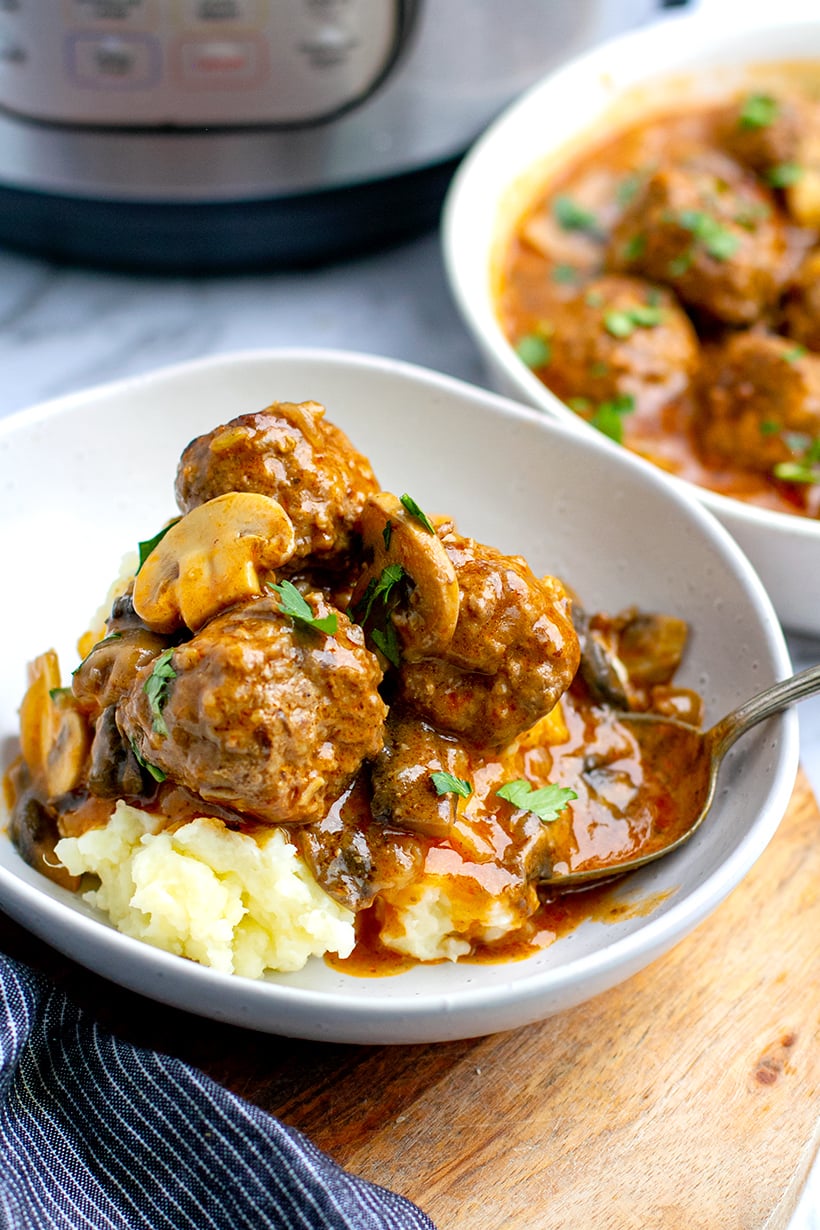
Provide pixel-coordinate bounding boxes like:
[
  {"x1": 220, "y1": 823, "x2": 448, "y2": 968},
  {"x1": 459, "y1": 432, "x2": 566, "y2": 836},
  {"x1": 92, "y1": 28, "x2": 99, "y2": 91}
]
[
  {"x1": 609, "y1": 150, "x2": 788, "y2": 324},
  {"x1": 540, "y1": 274, "x2": 698, "y2": 408},
  {"x1": 694, "y1": 330, "x2": 820, "y2": 472},
  {"x1": 118, "y1": 592, "x2": 387, "y2": 825},
  {"x1": 174, "y1": 402, "x2": 380, "y2": 566},
  {"x1": 720, "y1": 91, "x2": 807, "y2": 177},
  {"x1": 398, "y1": 533, "x2": 580, "y2": 750},
  {"x1": 781, "y1": 250, "x2": 820, "y2": 352}
]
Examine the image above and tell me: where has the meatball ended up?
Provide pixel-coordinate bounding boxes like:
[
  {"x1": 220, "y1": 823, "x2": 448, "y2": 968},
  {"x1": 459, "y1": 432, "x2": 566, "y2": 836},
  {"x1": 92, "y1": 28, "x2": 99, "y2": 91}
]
[
  {"x1": 174, "y1": 402, "x2": 380, "y2": 566},
  {"x1": 609, "y1": 150, "x2": 788, "y2": 324},
  {"x1": 118, "y1": 592, "x2": 387, "y2": 825},
  {"x1": 539, "y1": 274, "x2": 698, "y2": 409},
  {"x1": 781, "y1": 250, "x2": 820, "y2": 352},
  {"x1": 694, "y1": 330, "x2": 820, "y2": 472},
  {"x1": 398, "y1": 532, "x2": 580, "y2": 750},
  {"x1": 720, "y1": 90, "x2": 807, "y2": 176}
]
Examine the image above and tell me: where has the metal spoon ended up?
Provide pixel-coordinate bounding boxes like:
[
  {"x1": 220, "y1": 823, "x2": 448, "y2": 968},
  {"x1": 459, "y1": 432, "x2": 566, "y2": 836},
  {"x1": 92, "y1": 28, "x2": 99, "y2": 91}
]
[{"x1": 541, "y1": 661, "x2": 820, "y2": 889}]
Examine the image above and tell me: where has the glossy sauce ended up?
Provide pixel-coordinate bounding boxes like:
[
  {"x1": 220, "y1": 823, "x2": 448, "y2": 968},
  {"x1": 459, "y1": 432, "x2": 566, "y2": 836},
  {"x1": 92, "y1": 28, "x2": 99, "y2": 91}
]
[{"x1": 4, "y1": 677, "x2": 704, "y2": 977}]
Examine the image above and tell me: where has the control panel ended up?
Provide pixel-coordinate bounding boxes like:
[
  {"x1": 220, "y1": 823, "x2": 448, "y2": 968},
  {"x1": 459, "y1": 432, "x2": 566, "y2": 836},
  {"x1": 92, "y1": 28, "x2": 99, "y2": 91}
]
[{"x1": 0, "y1": 0, "x2": 409, "y2": 126}]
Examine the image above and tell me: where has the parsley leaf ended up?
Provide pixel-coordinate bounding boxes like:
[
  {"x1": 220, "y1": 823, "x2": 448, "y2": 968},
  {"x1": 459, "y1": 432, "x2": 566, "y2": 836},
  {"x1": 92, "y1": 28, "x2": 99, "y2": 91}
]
[
  {"x1": 143, "y1": 647, "x2": 177, "y2": 738},
  {"x1": 431, "y1": 771, "x2": 472, "y2": 799},
  {"x1": 603, "y1": 302, "x2": 664, "y2": 339},
  {"x1": 137, "y1": 519, "x2": 181, "y2": 572},
  {"x1": 400, "y1": 493, "x2": 435, "y2": 535},
  {"x1": 515, "y1": 333, "x2": 552, "y2": 369},
  {"x1": 496, "y1": 779, "x2": 577, "y2": 823},
  {"x1": 766, "y1": 162, "x2": 804, "y2": 189},
  {"x1": 553, "y1": 195, "x2": 598, "y2": 233},
  {"x1": 268, "y1": 579, "x2": 338, "y2": 635},
  {"x1": 589, "y1": 394, "x2": 635, "y2": 444},
  {"x1": 552, "y1": 264, "x2": 580, "y2": 284},
  {"x1": 382, "y1": 520, "x2": 393, "y2": 551},
  {"x1": 739, "y1": 92, "x2": 779, "y2": 130},
  {"x1": 130, "y1": 738, "x2": 167, "y2": 783},
  {"x1": 677, "y1": 210, "x2": 740, "y2": 261},
  {"x1": 356, "y1": 562, "x2": 407, "y2": 625},
  {"x1": 371, "y1": 623, "x2": 401, "y2": 668}
]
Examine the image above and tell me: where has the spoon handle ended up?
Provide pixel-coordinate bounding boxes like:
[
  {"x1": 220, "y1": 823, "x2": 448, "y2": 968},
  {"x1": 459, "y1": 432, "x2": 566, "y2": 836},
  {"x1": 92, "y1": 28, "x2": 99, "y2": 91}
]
[{"x1": 710, "y1": 661, "x2": 820, "y2": 757}]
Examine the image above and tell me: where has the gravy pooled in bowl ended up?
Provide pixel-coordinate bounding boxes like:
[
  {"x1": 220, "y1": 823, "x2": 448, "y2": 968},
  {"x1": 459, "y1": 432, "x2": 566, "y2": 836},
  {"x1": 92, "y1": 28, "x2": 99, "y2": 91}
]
[
  {"x1": 498, "y1": 74, "x2": 820, "y2": 517},
  {"x1": 4, "y1": 400, "x2": 703, "y2": 978}
]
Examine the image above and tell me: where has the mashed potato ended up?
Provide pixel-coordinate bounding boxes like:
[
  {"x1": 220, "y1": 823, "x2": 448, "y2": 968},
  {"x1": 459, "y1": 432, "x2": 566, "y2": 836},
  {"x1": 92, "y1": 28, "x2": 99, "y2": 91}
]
[
  {"x1": 55, "y1": 802, "x2": 356, "y2": 977},
  {"x1": 54, "y1": 801, "x2": 532, "y2": 974}
]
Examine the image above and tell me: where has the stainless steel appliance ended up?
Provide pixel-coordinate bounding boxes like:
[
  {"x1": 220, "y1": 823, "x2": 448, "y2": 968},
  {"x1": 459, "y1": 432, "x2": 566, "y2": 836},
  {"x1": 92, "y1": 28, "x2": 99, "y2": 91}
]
[{"x1": 0, "y1": 0, "x2": 676, "y2": 270}]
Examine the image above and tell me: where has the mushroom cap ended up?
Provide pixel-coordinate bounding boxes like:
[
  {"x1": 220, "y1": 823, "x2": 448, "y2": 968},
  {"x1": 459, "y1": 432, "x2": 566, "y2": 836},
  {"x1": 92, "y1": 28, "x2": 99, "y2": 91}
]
[
  {"x1": 132, "y1": 492, "x2": 296, "y2": 634},
  {"x1": 351, "y1": 492, "x2": 460, "y2": 664}
]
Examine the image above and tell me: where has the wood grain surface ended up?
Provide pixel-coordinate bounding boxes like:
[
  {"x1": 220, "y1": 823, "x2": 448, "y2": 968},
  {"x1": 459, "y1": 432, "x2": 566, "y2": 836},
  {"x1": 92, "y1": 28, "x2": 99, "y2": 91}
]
[{"x1": 1, "y1": 773, "x2": 818, "y2": 1230}]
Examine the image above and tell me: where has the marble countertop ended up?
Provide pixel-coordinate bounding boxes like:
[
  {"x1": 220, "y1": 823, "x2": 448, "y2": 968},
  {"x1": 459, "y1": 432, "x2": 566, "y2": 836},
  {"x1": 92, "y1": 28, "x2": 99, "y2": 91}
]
[{"x1": 0, "y1": 232, "x2": 816, "y2": 1227}]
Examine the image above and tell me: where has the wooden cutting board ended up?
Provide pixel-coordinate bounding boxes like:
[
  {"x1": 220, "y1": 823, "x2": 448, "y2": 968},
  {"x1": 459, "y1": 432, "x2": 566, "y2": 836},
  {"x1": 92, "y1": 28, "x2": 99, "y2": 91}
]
[{"x1": 1, "y1": 773, "x2": 819, "y2": 1229}]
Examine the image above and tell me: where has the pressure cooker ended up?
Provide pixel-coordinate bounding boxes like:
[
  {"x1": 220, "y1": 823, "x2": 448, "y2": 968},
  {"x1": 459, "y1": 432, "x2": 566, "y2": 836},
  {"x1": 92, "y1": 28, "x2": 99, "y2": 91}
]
[{"x1": 0, "y1": 0, "x2": 682, "y2": 270}]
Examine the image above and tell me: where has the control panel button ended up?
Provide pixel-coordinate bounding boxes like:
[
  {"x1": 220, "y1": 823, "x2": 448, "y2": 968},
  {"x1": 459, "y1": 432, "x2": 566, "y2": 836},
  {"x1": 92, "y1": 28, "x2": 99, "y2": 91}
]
[
  {"x1": 181, "y1": 0, "x2": 265, "y2": 24},
  {"x1": 178, "y1": 37, "x2": 264, "y2": 87},
  {"x1": 66, "y1": 0, "x2": 158, "y2": 25},
  {"x1": 68, "y1": 33, "x2": 160, "y2": 88}
]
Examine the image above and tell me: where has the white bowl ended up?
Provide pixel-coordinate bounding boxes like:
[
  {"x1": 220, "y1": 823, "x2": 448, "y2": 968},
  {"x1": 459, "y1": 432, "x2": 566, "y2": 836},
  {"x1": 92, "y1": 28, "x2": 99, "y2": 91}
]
[
  {"x1": 442, "y1": 7, "x2": 820, "y2": 636},
  {"x1": 0, "y1": 349, "x2": 797, "y2": 1043}
]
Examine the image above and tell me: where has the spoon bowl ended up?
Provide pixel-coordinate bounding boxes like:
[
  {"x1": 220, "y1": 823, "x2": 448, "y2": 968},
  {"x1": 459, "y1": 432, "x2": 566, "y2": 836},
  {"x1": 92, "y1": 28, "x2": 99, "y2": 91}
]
[{"x1": 542, "y1": 662, "x2": 820, "y2": 889}]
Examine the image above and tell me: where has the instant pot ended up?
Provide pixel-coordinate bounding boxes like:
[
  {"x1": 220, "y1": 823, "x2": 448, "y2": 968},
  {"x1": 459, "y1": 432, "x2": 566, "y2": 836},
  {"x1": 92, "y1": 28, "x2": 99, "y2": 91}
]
[{"x1": 0, "y1": 0, "x2": 680, "y2": 270}]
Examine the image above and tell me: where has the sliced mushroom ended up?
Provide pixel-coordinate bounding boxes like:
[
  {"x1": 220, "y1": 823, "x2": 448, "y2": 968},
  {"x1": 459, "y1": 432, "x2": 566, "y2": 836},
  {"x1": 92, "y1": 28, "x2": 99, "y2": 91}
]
[
  {"x1": 19, "y1": 651, "x2": 91, "y2": 799},
  {"x1": 132, "y1": 492, "x2": 296, "y2": 633},
  {"x1": 350, "y1": 492, "x2": 459, "y2": 664}
]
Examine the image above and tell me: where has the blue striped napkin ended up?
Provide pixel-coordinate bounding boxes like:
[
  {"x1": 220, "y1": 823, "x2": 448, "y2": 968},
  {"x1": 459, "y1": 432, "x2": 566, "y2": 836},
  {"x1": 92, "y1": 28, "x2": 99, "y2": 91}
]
[{"x1": 0, "y1": 953, "x2": 436, "y2": 1230}]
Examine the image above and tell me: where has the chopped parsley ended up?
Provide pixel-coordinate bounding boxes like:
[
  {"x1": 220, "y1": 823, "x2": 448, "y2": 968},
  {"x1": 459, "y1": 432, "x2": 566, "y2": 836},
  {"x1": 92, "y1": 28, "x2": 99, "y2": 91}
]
[
  {"x1": 553, "y1": 195, "x2": 598, "y2": 233},
  {"x1": 676, "y1": 210, "x2": 740, "y2": 262},
  {"x1": 371, "y1": 623, "x2": 401, "y2": 668},
  {"x1": 130, "y1": 739, "x2": 167, "y2": 783},
  {"x1": 354, "y1": 563, "x2": 409, "y2": 667},
  {"x1": 603, "y1": 303, "x2": 664, "y2": 339},
  {"x1": 515, "y1": 333, "x2": 552, "y2": 369},
  {"x1": 48, "y1": 687, "x2": 72, "y2": 701},
  {"x1": 137, "y1": 519, "x2": 180, "y2": 572},
  {"x1": 773, "y1": 435, "x2": 820, "y2": 485},
  {"x1": 766, "y1": 162, "x2": 804, "y2": 189},
  {"x1": 667, "y1": 252, "x2": 694, "y2": 277},
  {"x1": 759, "y1": 420, "x2": 781, "y2": 436},
  {"x1": 589, "y1": 394, "x2": 635, "y2": 445},
  {"x1": 783, "y1": 344, "x2": 807, "y2": 365},
  {"x1": 431, "y1": 771, "x2": 472, "y2": 799},
  {"x1": 143, "y1": 647, "x2": 177, "y2": 738},
  {"x1": 738, "y1": 92, "x2": 779, "y2": 130},
  {"x1": 552, "y1": 264, "x2": 580, "y2": 284},
  {"x1": 400, "y1": 493, "x2": 436, "y2": 535},
  {"x1": 616, "y1": 172, "x2": 642, "y2": 206},
  {"x1": 621, "y1": 233, "x2": 646, "y2": 262},
  {"x1": 382, "y1": 520, "x2": 393, "y2": 551},
  {"x1": 268, "y1": 579, "x2": 338, "y2": 635},
  {"x1": 356, "y1": 562, "x2": 407, "y2": 624},
  {"x1": 496, "y1": 779, "x2": 577, "y2": 823}
]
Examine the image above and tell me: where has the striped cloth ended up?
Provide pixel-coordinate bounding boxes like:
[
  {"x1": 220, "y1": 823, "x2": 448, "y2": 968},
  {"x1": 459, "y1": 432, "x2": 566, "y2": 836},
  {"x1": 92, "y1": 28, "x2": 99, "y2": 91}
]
[{"x1": 0, "y1": 954, "x2": 436, "y2": 1230}]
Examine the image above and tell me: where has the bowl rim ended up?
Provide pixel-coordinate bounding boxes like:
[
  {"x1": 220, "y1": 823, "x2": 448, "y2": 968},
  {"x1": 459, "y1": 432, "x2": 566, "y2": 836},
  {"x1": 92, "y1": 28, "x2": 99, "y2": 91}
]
[
  {"x1": 441, "y1": 5, "x2": 820, "y2": 545},
  {"x1": 0, "y1": 347, "x2": 800, "y2": 1038}
]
